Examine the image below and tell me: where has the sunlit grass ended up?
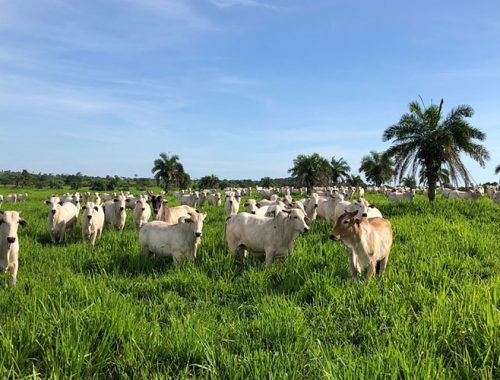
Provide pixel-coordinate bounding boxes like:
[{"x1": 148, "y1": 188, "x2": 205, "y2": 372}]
[{"x1": 0, "y1": 187, "x2": 498, "y2": 378}]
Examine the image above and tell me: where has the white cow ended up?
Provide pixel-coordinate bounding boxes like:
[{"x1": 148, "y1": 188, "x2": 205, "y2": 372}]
[
  {"x1": 448, "y1": 189, "x2": 482, "y2": 200},
  {"x1": 317, "y1": 194, "x2": 344, "y2": 222},
  {"x1": 387, "y1": 189, "x2": 416, "y2": 202},
  {"x1": 181, "y1": 192, "x2": 200, "y2": 208},
  {"x1": 6, "y1": 194, "x2": 17, "y2": 203},
  {"x1": 17, "y1": 193, "x2": 29, "y2": 202},
  {"x1": 133, "y1": 197, "x2": 152, "y2": 230},
  {"x1": 104, "y1": 195, "x2": 127, "y2": 232},
  {"x1": 125, "y1": 195, "x2": 138, "y2": 210},
  {"x1": 331, "y1": 211, "x2": 393, "y2": 281},
  {"x1": 224, "y1": 193, "x2": 241, "y2": 216},
  {"x1": 156, "y1": 200, "x2": 196, "y2": 224},
  {"x1": 225, "y1": 209, "x2": 309, "y2": 266},
  {"x1": 207, "y1": 192, "x2": 222, "y2": 206},
  {"x1": 46, "y1": 197, "x2": 79, "y2": 243},
  {"x1": 81, "y1": 202, "x2": 105, "y2": 245},
  {"x1": 198, "y1": 191, "x2": 208, "y2": 207},
  {"x1": 0, "y1": 211, "x2": 28, "y2": 286},
  {"x1": 139, "y1": 212, "x2": 207, "y2": 264},
  {"x1": 0, "y1": 194, "x2": 3, "y2": 208}
]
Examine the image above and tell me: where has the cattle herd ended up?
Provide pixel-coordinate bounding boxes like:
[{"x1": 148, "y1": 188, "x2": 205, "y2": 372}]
[{"x1": 1, "y1": 184, "x2": 499, "y2": 287}]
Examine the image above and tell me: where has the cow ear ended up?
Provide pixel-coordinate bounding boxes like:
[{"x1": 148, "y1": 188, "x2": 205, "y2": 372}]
[
  {"x1": 45, "y1": 200, "x2": 51, "y2": 205},
  {"x1": 256, "y1": 203, "x2": 261, "y2": 208},
  {"x1": 355, "y1": 219, "x2": 361, "y2": 225},
  {"x1": 19, "y1": 219, "x2": 28, "y2": 228},
  {"x1": 94, "y1": 206, "x2": 99, "y2": 211},
  {"x1": 58, "y1": 201, "x2": 63, "y2": 206},
  {"x1": 244, "y1": 202, "x2": 249, "y2": 207},
  {"x1": 368, "y1": 204, "x2": 375, "y2": 208},
  {"x1": 82, "y1": 205, "x2": 87, "y2": 210},
  {"x1": 114, "y1": 199, "x2": 119, "y2": 202}
]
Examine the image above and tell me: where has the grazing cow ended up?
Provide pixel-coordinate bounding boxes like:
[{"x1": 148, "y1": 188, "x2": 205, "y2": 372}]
[
  {"x1": 133, "y1": 197, "x2": 152, "y2": 230},
  {"x1": 103, "y1": 195, "x2": 127, "y2": 232},
  {"x1": 17, "y1": 193, "x2": 29, "y2": 202},
  {"x1": 387, "y1": 189, "x2": 416, "y2": 202},
  {"x1": 207, "y1": 192, "x2": 222, "y2": 206},
  {"x1": 46, "y1": 197, "x2": 79, "y2": 243},
  {"x1": 156, "y1": 200, "x2": 196, "y2": 224},
  {"x1": 6, "y1": 194, "x2": 17, "y2": 203},
  {"x1": 0, "y1": 211, "x2": 28, "y2": 286},
  {"x1": 81, "y1": 202, "x2": 105, "y2": 245},
  {"x1": 224, "y1": 193, "x2": 241, "y2": 216},
  {"x1": 448, "y1": 189, "x2": 482, "y2": 201},
  {"x1": 225, "y1": 209, "x2": 309, "y2": 266},
  {"x1": 330, "y1": 211, "x2": 393, "y2": 281},
  {"x1": 139, "y1": 212, "x2": 207, "y2": 264}
]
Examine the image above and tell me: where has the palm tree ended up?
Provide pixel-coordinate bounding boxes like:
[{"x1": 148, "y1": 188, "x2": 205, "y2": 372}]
[
  {"x1": 330, "y1": 156, "x2": 351, "y2": 185},
  {"x1": 358, "y1": 151, "x2": 394, "y2": 186},
  {"x1": 288, "y1": 153, "x2": 330, "y2": 194},
  {"x1": 151, "y1": 153, "x2": 186, "y2": 191},
  {"x1": 419, "y1": 167, "x2": 450, "y2": 188},
  {"x1": 383, "y1": 99, "x2": 490, "y2": 201}
]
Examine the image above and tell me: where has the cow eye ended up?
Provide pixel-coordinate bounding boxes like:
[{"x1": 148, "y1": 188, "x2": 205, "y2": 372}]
[
  {"x1": 343, "y1": 220, "x2": 349, "y2": 224},
  {"x1": 294, "y1": 216, "x2": 298, "y2": 219}
]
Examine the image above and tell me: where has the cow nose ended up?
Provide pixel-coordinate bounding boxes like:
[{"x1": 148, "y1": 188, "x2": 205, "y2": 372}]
[
  {"x1": 142, "y1": 207, "x2": 145, "y2": 211},
  {"x1": 329, "y1": 234, "x2": 338, "y2": 241},
  {"x1": 87, "y1": 215, "x2": 92, "y2": 219},
  {"x1": 251, "y1": 211, "x2": 256, "y2": 214},
  {"x1": 362, "y1": 213, "x2": 368, "y2": 217},
  {"x1": 303, "y1": 227, "x2": 309, "y2": 233},
  {"x1": 314, "y1": 204, "x2": 318, "y2": 208},
  {"x1": 120, "y1": 207, "x2": 124, "y2": 211},
  {"x1": 195, "y1": 232, "x2": 202, "y2": 237},
  {"x1": 7, "y1": 237, "x2": 16, "y2": 244},
  {"x1": 51, "y1": 209, "x2": 56, "y2": 214}
]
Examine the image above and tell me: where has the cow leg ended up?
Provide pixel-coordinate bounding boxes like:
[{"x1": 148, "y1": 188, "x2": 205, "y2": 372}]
[
  {"x1": 59, "y1": 223, "x2": 67, "y2": 243},
  {"x1": 377, "y1": 256, "x2": 389, "y2": 276},
  {"x1": 265, "y1": 251, "x2": 275, "y2": 267},
  {"x1": 8, "y1": 262, "x2": 18, "y2": 286},
  {"x1": 348, "y1": 249, "x2": 360, "y2": 280},
  {"x1": 140, "y1": 244, "x2": 150, "y2": 257},
  {"x1": 366, "y1": 261, "x2": 377, "y2": 281}
]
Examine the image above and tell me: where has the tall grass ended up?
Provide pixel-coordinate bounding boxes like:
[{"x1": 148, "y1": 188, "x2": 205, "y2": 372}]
[{"x1": 0, "y1": 187, "x2": 498, "y2": 379}]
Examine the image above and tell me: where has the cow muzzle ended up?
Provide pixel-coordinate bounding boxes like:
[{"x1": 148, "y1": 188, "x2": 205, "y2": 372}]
[
  {"x1": 195, "y1": 232, "x2": 202, "y2": 238},
  {"x1": 362, "y1": 213, "x2": 368, "y2": 217},
  {"x1": 303, "y1": 227, "x2": 309, "y2": 233},
  {"x1": 120, "y1": 207, "x2": 124, "y2": 211},
  {"x1": 87, "y1": 215, "x2": 92, "y2": 220},
  {"x1": 329, "y1": 234, "x2": 339, "y2": 241},
  {"x1": 51, "y1": 209, "x2": 56, "y2": 214},
  {"x1": 6, "y1": 237, "x2": 16, "y2": 244},
  {"x1": 251, "y1": 211, "x2": 256, "y2": 215}
]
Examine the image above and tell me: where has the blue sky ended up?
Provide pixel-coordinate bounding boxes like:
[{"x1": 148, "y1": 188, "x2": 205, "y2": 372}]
[{"x1": 1, "y1": 0, "x2": 499, "y2": 183}]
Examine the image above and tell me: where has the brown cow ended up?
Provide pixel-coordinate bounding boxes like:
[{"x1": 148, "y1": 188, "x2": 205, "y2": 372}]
[{"x1": 330, "y1": 211, "x2": 393, "y2": 281}]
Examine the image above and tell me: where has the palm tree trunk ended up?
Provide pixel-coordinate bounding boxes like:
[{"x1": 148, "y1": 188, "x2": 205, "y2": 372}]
[{"x1": 428, "y1": 176, "x2": 437, "y2": 202}]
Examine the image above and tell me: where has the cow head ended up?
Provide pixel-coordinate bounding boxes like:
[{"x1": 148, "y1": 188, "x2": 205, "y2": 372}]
[
  {"x1": 0, "y1": 211, "x2": 27, "y2": 247},
  {"x1": 330, "y1": 211, "x2": 360, "y2": 241}
]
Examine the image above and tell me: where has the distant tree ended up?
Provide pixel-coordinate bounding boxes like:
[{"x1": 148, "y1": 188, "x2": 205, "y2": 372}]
[
  {"x1": 179, "y1": 172, "x2": 191, "y2": 190},
  {"x1": 219, "y1": 179, "x2": 232, "y2": 190},
  {"x1": 359, "y1": 151, "x2": 393, "y2": 187},
  {"x1": 198, "y1": 175, "x2": 220, "y2": 189},
  {"x1": 401, "y1": 176, "x2": 417, "y2": 189},
  {"x1": 288, "y1": 153, "x2": 330, "y2": 194},
  {"x1": 496, "y1": 164, "x2": 500, "y2": 181},
  {"x1": 346, "y1": 174, "x2": 365, "y2": 187},
  {"x1": 260, "y1": 176, "x2": 274, "y2": 188},
  {"x1": 383, "y1": 99, "x2": 490, "y2": 201},
  {"x1": 330, "y1": 156, "x2": 351, "y2": 185},
  {"x1": 151, "y1": 153, "x2": 186, "y2": 192},
  {"x1": 16, "y1": 169, "x2": 32, "y2": 187}
]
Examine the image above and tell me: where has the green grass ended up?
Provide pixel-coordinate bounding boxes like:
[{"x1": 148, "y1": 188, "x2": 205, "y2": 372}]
[{"x1": 0, "y1": 187, "x2": 498, "y2": 379}]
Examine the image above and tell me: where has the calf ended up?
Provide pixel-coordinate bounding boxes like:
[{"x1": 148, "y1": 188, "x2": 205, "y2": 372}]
[
  {"x1": 225, "y1": 209, "x2": 309, "y2": 266},
  {"x1": 139, "y1": 212, "x2": 207, "y2": 264},
  {"x1": 330, "y1": 211, "x2": 392, "y2": 281},
  {"x1": 224, "y1": 192, "x2": 241, "y2": 216},
  {"x1": 81, "y1": 202, "x2": 105, "y2": 245},
  {"x1": 0, "y1": 211, "x2": 28, "y2": 286},
  {"x1": 207, "y1": 192, "x2": 222, "y2": 206}
]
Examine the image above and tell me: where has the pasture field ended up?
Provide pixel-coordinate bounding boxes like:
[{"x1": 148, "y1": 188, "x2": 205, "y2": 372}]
[{"x1": 0, "y1": 187, "x2": 498, "y2": 379}]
